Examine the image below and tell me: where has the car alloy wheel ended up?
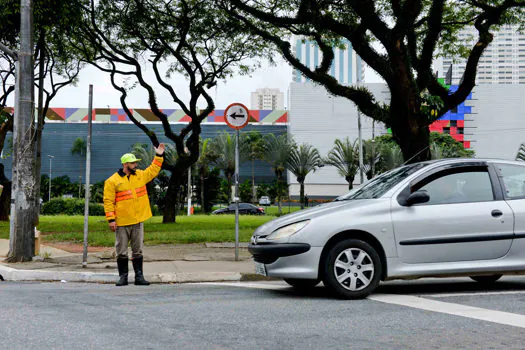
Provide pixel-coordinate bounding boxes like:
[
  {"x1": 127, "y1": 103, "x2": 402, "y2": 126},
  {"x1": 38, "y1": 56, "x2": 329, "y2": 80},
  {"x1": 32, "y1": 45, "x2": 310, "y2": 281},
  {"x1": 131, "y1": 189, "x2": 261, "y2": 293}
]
[{"x1": 323, "y1": 239, "x2": 382, "y2": 299}]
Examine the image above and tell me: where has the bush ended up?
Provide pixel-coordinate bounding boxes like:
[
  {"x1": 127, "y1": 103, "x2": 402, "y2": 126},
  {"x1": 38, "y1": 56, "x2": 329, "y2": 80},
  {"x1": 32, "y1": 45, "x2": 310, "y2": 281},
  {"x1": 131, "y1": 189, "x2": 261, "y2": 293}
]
[{"x1": 42, "y1": 198, "x2": 105, "y2": 216}]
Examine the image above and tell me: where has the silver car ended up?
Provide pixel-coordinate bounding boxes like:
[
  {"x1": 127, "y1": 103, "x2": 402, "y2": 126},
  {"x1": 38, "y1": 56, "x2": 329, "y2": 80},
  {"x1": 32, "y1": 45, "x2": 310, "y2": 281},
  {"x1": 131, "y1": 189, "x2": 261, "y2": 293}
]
[{"x1": 249, "y1": 158, "x2": 525, "y2": 299}]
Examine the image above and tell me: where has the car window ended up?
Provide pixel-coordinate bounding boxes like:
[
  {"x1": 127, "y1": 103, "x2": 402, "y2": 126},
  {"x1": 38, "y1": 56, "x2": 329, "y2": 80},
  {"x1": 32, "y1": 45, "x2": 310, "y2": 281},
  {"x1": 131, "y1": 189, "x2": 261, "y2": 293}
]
[
  {"x1": 416, "y1": 170, "x2": 494, "y2": 205},
  {"x1": 494, "y1": 163, "x2": 525, "y2": 199},
  {"x1": 336, "y1": 162, "x2": 429, "y2": 200},
  {"x1": 239, "y1": 203, "x2": 252, "y2": 209}
]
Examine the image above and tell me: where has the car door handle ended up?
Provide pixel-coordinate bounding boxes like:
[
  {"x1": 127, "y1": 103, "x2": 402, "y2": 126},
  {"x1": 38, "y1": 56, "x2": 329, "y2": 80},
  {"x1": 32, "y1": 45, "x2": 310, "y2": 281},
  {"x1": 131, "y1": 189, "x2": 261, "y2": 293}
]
[{"x1": 491, "y1": 210, "x2": 503, "y2": 218}]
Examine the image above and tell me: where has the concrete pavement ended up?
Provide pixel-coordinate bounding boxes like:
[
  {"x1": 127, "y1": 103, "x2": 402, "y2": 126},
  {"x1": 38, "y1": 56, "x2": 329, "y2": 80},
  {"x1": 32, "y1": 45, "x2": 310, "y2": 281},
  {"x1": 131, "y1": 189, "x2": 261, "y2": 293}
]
[{"x1": 0, "y1": 239, "x2": 267, "y2": 284}]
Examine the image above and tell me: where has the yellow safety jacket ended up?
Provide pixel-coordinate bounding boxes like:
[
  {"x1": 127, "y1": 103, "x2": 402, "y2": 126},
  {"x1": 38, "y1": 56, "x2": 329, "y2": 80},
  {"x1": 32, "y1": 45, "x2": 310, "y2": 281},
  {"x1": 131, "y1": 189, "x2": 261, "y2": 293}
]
[{"x1": 103, "y1": 155, "x2": 163, "y2": 226}]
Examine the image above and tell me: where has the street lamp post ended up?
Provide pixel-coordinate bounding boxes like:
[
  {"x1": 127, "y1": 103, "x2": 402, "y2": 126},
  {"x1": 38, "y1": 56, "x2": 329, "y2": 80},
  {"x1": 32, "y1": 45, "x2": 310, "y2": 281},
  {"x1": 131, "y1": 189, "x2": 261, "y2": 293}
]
[{"x1": 48, "y1": 155, "x2": 54, "y2": 201}]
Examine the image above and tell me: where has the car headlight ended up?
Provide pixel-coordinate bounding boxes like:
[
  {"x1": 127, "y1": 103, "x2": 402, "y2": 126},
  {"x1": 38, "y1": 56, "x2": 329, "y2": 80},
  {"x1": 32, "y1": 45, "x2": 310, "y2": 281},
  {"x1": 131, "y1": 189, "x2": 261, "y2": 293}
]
[{"x1": 266, "y1": 220, "x2": 310, "y2": 240}]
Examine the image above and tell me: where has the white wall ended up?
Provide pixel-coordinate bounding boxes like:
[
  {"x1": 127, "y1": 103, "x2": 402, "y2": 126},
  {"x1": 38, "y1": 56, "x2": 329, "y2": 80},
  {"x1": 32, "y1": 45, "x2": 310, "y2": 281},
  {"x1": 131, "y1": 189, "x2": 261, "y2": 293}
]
[{"x1": 466, "y1": 84, "x2": 525, "y2": 159}]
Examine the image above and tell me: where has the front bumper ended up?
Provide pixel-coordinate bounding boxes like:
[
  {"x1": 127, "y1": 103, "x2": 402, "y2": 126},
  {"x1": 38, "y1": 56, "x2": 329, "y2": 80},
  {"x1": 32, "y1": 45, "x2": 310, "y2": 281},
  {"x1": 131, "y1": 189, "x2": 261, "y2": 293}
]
[{"x1": 248, "y1": 243, "x2": 311, "y2": 264}]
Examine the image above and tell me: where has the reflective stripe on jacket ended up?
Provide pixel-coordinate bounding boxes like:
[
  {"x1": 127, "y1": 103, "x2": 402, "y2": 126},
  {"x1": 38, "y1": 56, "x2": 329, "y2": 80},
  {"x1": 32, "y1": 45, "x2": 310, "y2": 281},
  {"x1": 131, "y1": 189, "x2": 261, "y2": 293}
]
[{"x1": 103, "y1": 155, "x2": 163, "y2": 226}]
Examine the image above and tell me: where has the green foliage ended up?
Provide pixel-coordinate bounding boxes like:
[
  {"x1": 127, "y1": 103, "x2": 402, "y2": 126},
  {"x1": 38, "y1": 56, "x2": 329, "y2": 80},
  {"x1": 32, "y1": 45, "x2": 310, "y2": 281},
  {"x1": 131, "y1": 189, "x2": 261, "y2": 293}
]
[
  {"x1": 371, "y1": 132, "x2": 474, "y2": 173},
  {"x1": 194, "y1": 168, "x2": 223, "y2": 212},
  {"x1": 71, "y1": 137, "x2": 87, "y2": 156},
  {"x1": 429, "y1": 133, "x2": 475, "y2": 158},
  {"x1": 256, "y1": 183, "x2": 272, "y2": 201},
  {"x1": 42, "y1": 198, "x2": 104, "y2": 216},
  {"x1": 239, "y1": 179, "x2": 253, "y2": 203}
]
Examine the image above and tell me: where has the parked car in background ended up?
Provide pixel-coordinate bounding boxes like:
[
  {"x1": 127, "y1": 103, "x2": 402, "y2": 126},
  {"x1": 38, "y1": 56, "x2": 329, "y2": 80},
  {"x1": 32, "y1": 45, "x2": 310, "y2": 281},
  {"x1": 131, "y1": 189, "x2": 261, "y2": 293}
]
[
  {"x1": 249, "y1": 158, "x2": 525, "y2": 299},
  {"x1": 212, "y1": 203, "x2": 265, "y2": 215},
  {"x1": 259, "y1": 196, "x2": 271, "y2": 206}
]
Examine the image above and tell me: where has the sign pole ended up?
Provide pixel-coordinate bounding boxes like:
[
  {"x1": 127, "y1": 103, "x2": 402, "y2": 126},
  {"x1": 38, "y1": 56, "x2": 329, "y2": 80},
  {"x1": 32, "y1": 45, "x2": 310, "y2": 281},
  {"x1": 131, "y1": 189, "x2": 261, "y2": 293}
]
[
  {"x1": 224, "y1": 103, "x2": 250, "y2": 262},
  {"x1": 234, "y1": 129, "x2": 240, "y2": 261},
  {"x1": 82, "y1": 84, "x2": 93, "y2": 267}
]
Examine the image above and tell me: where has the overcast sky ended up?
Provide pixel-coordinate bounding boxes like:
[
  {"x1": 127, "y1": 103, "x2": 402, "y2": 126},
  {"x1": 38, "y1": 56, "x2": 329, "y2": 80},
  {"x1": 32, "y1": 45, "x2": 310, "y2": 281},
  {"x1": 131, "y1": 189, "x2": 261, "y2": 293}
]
[{"x1": 45, "y1": 55, "x2": 384, "y2": 110}]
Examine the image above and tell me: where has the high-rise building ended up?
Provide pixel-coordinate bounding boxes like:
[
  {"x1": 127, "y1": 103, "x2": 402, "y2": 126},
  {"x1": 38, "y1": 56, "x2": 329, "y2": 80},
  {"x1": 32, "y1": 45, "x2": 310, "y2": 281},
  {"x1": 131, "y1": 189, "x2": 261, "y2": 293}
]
[
  {"x1": 250, "y1": 88, "x2": 284, "y2": 110},
  {"x1": 292, "y1": 36, "x2": 365, "y2": 85},
  {"x1": 440, "y1": 25, "x2": 525, "y2": 84}
]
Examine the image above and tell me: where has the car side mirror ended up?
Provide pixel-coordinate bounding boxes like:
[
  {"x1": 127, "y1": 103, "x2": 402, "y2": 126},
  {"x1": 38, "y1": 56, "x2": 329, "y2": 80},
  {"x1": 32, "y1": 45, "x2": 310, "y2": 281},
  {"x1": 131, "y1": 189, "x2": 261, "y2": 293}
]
[{"x1": 406, "y1": 190, "x2": 430, "y2": 206}]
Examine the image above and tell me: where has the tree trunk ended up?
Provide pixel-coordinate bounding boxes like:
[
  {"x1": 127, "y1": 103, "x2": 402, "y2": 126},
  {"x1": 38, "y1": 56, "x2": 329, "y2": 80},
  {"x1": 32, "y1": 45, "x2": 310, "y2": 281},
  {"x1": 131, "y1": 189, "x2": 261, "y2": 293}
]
[
  {"x1": 162, "y1": 173, "x2": 181, "y2": 223},
  {"x1": 393, "y1": 121, "x2": 431, "y2": 164},
  {"x1": 299, "y1": 181, "x2": 305, "y2": 210},
  {"x1": 387, "y1": 55, "x2": 431, "y2": 164},
  {"x1": 8, "y1": 0, "x2": 36, "y2": 262},
  {"x1": 345, "y1": 175, "x2": 355, "y2": 190}
]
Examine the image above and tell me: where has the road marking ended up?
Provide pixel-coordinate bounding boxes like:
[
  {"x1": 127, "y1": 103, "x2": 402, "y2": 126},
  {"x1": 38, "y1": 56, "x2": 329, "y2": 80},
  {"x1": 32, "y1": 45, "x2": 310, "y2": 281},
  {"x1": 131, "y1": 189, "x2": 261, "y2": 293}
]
[
  {"x1": 369, "y1": 294, "x2": 525, "y2": 328},
  {"x1": 424, "y1": 290, "x2": 525, "y2": 298}
]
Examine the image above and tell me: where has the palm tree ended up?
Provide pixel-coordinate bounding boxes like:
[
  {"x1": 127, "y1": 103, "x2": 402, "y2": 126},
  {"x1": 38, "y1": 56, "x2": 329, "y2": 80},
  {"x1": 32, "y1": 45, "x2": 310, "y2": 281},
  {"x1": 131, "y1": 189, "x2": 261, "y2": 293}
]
[
  {"x1": 71, "y1": 137, "x2": 87, "y2": 197},
  {"x1": 324, "y1": 137, "x2": 359, "y2": 190},
  {"x1": 362, "y1": 139, "x2": 381, "y2": 180},
  {"x1": 263, "y1": 133, "x2": 294, "y2": 215},
  {"x1": 287, "y1": 143, "x2": 322, "y2": 209},
  {"x1": 243, "y1": 131, "x2": 266, "y2": 203},
  {"x1": 209, "y1": 132, "x2": 248, "y2": 203},
  {"x1": 381, "y1": 146, "x2": 404, "y2": 170},
  {"x1": 195, "y1": 138, "x2": 219, "y2": 213}
]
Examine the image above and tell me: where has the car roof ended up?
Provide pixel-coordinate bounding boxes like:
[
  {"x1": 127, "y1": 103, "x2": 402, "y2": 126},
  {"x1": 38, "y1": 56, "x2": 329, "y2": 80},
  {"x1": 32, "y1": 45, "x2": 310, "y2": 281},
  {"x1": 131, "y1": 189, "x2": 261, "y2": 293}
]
[{"x1": 413, "y1": 158, "x2": 525, "y2": 167}]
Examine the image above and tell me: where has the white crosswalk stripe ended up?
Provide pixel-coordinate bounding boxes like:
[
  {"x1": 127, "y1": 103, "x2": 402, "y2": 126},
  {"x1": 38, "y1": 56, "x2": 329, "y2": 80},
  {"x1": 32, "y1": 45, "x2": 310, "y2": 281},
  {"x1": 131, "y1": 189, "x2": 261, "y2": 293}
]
[
  {"x1": 201, "y1": 281, "x2": 525, "y2": 328},
  {"x1": 369, "y1": 294, "x2": 525, "y2": 328}
]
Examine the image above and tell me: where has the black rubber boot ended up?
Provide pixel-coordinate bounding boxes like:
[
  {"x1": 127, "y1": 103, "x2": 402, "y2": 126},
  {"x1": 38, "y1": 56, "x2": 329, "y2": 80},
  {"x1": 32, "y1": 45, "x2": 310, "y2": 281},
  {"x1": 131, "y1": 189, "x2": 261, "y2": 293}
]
[
  {"x1": 132, "y1": 256, "x2": 150, "y2": 286},
  {"x1": 115, "y1": 257, "x2": 129, "y2": 286}
]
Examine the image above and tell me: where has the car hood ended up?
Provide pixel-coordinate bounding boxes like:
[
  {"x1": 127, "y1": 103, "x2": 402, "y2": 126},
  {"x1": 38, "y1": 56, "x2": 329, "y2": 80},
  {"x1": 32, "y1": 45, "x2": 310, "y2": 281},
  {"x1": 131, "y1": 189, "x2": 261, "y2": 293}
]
[{"x1": 253, "y1": 199, "x2": 378, "y2": 236}]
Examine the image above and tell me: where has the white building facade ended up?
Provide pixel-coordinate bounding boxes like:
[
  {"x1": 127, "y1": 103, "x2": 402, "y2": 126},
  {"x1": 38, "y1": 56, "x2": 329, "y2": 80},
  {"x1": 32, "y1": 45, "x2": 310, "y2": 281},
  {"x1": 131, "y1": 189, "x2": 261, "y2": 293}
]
[
  {"x1": 250, "y1": 88, "x2": 285, "y2": 110},
  {"x1": 440, "y1": 25, "x2": 525, "y2": 84},
  {"x1": 287, "y1": 82, "x2": 389, "y2": 197},
  {"x1": 292, "y1": 37, "x2": 365, "y2": 85}
]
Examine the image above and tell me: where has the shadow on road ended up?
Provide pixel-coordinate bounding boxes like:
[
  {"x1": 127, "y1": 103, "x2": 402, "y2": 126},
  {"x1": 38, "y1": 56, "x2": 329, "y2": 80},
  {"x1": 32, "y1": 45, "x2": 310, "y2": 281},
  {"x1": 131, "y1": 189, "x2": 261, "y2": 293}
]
[
  {"x1": 260, "y1": 277, "x2": 525, "y2": 299},
  {"x1": 376, "y1": 277, "x2": 525, "y2": 295}
]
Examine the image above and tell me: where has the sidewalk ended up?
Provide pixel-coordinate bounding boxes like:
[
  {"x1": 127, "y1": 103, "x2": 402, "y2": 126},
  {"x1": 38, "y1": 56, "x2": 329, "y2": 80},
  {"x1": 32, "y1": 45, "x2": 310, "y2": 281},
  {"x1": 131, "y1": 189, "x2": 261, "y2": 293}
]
[{"x1": 0, "y1": 239, "x2": 266, "y2": 284}]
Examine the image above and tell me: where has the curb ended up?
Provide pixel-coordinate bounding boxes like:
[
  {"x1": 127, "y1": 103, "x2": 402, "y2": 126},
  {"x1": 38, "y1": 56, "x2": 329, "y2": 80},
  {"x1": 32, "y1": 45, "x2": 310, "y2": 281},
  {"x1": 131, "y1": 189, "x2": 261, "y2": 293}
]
[{"x1": 0, "y1": 264, "x2": 264, "y2": 284}]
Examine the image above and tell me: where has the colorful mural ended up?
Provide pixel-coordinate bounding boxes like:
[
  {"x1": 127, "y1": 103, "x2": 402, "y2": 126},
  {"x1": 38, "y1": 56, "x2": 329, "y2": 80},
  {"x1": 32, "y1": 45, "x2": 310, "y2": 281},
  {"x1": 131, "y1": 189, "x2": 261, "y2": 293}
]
[
  {"x1": 429, "y1": 80, "x2": 473, "y2": 148},
  {"x1": 41, "y1": 108, "x2": 288, "y2": 124}
]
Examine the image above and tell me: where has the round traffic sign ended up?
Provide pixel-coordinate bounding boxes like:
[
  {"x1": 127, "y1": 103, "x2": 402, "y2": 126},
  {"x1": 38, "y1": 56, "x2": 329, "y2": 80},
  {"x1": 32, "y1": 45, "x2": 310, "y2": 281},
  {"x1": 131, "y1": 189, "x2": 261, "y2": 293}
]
[{"x1": 224, "y1": 103, "x2": 250, "y2": 130}]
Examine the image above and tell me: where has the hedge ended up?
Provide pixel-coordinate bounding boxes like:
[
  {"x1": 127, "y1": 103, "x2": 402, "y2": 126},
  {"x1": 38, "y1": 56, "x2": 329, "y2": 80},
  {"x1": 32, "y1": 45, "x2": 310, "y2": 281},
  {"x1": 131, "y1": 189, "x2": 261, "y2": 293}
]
[{"x1": 42, "y1": 198, "x2": 105, "y2": 216}]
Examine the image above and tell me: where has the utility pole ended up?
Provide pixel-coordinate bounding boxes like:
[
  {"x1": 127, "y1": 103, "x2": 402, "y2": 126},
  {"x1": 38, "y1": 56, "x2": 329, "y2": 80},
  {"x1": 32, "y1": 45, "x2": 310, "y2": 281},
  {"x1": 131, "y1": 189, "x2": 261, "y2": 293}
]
[
  {"x1": 7, "y1": 0, "x2": 36, "y2": 262},
  {"x1": 357, "y1": 72, "x2": 364, "y2": 184}
]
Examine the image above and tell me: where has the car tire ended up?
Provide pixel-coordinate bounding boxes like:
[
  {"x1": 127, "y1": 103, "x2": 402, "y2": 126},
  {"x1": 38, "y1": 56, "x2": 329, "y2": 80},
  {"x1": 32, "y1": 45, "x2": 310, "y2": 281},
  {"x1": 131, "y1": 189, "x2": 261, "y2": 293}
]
[
  {"x1": 322, "y1": 239, "x2": 382, "y2": 300},
  {"x1": 283, "y1": 278, "x2": 320, "y2": 289},
  {"x1": 469, "y1": 274, "x2": 502, "y2": 284}
]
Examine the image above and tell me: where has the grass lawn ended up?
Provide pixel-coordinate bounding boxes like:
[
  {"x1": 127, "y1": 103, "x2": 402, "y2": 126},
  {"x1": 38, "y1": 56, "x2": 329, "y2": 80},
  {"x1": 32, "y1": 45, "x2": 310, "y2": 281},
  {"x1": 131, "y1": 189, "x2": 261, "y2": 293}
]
[
  {"x1": 0, "y1": 214, "x2": 278, "y2": 247},
  {"x1": 0, "y1": 205, "x2": 305, "y2": 246}
]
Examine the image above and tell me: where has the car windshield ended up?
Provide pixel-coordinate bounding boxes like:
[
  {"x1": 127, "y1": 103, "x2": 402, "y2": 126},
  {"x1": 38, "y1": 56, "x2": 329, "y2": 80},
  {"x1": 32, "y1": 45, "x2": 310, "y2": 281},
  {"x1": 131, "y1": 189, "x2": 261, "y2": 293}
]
[{"x1": 335, "y1": 163, "x2": 429, "y2": 201}]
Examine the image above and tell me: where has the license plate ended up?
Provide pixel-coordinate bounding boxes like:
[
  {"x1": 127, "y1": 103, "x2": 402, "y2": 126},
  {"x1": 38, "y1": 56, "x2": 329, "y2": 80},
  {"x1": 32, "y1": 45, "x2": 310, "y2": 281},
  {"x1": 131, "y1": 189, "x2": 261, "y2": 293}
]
[{"x1": 255, "y1": 262, "x2": 267, "y2": 276}]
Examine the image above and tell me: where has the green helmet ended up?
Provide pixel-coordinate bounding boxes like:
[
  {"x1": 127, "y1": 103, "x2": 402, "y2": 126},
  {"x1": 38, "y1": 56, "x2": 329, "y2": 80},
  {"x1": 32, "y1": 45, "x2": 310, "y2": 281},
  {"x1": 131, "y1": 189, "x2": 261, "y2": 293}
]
[{"x1": 120, "y1": 153, "x2": 141, "y2": 164}]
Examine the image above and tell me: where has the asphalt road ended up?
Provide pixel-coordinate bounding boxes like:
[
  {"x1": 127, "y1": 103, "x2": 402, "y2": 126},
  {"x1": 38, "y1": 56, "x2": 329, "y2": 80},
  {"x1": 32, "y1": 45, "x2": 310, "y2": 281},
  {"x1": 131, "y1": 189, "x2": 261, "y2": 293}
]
[{"x1": 3, "y1": 277, "x2": 525, "y2": 349}]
